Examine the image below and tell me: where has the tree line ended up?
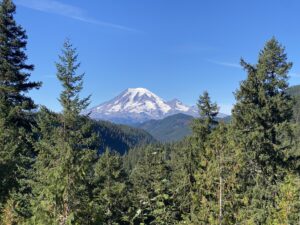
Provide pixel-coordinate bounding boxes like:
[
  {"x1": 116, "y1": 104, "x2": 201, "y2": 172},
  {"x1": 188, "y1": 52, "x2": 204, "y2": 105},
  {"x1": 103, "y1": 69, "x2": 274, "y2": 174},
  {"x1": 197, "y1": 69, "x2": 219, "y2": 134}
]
[{"x1": 0, "y1": 0, "x2": 300, "y2": 224}]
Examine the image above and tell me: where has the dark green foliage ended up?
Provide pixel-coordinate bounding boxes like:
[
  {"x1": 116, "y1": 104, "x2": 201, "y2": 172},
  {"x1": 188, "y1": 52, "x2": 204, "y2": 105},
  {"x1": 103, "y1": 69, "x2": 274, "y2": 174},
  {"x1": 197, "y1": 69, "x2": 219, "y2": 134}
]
[
  {"x1": 92, "y1": 119, "x2": 156, "y2": 155},
  {"x1": 191, "y1": 123, "x2": 239, "y2": 224},
  {"x1": 232, "y1": 38, "x2": 294, "y2": 223},
  {"x1": 0, "y1": 0, "x2": 41, "y2": 109},
  {"x1": 136, "y1": 113, "x2": 193, "y2": 142},
  {"x1": 168, "y1": 137, "x2": 196, "y2": 221},
  {"x1": 136, "y1": 113, "x2": 231, "y2": 143},
  {"x1": 191, "y1": 91, "x2": 219, "y2": 151},
  {"x1": 165, "y1": 92, "x2": 220, "y2": 223},
  {"x1": 30, "y1": 40, "x2": 98, "y2": 225},
  {"x1": 1, "y1": 2, "x2": 300, "y2": 223},
  {"x1": 57, "y1": 40, "x2": 90, "y2": 117},
  {"x1": 91, "y1": 149, "x2": 131, "y2": 224},
  {"x1": 129, "y1": 145, "x2": 177, "y2": 224},
  {"x1": 0, "y1": 0, "x2": 41, "y2": 222},
  {"x1": 287, "y1": 84, "x2": 300, "y2": 123},
  {"x1": 197, "y1": 91, "x2": 219, "y2": 127},
  {"x1": 188, "y1": 92, "x2": 220, "y2": 223}
]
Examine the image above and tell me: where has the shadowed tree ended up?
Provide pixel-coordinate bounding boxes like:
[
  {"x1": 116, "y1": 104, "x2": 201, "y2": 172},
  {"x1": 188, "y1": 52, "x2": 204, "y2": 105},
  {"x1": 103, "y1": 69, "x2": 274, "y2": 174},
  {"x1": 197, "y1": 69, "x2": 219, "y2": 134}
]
[
  {"x1": 0, "y1": 0, "x2": 41, "y2": 222},
  {"x1": 232, "y1": 38, "x2": 294, "y2": 223}
]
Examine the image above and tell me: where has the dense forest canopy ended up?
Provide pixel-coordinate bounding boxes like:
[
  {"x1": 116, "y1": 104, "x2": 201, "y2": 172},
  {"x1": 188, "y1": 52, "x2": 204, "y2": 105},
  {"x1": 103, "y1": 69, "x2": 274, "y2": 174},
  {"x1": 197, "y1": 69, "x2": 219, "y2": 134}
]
[
  {"x1": 92, "y1": 119, "x2": 156, "y2": 154},
  {"x1": 0, "y1": 1, "x2": 300, "y2": 224}
]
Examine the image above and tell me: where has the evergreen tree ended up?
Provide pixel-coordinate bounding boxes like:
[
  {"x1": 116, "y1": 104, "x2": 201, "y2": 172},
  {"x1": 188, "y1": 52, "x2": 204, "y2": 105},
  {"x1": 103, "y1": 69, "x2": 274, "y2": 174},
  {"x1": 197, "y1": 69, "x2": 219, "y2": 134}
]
[
  {"x1": 232, "y1": 38, "x2": 294, "y2": 223},
  {"x1": 192, "y1": 91, "x2": 219, "y2": 144},
  {"x1": 1, "y1": 4, "x2": 300, "y2": 223},
  {"x1": 0, "y1": 0, "x2": 41, "y2": 222},
  {"x1": 168, "y1": 92, "x2": 220, "y2": 223},
  {"x1": 269, "y1": 173, "x2": 300, "y2": 224},
  {"x1": 176, "y1": 92, "x2": 241, "y2": 224},
  {"x1": 169, "y1": 138, "x2": 195, "y2": 221},
  {"x1": 190, "y1": 123, "x2": 238, "y2": 225},
  {"x1": 91, "y1": 149, "x2": 131, "y2": 225},
  {"x1": 190, "y1": 91, "x2": 219, "y2": 222},
  {"x1": 130, "y1": 145, "x2": 176, "y2": 224},
  {"x1": 0, "y1": 0, "x2": 41, "y2": 109},
  {"x1": 30, "y1": 40, "x2": 98, "y2": 225}
]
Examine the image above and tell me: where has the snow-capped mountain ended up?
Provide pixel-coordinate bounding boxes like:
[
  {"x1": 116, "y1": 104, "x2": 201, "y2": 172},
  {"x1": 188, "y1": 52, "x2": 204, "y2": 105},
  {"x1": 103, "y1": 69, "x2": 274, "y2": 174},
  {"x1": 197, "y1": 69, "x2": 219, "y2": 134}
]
[
  {"x1": 85, "y1": 88, "x2": 227, "y2": 124},
  {"x1": 167, "y1": 99, "x2": 189, "y2": 112},
  {"x1": 166, "y1": 99, "x2": 198, "y2": 117}
]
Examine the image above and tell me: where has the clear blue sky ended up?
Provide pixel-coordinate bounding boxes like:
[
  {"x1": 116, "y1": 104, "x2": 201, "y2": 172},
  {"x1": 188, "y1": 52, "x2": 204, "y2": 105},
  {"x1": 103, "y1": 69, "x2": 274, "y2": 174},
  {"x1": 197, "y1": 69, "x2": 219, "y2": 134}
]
[{"x1": 14, "y1": 0, "x2": 300, "y2": 114}]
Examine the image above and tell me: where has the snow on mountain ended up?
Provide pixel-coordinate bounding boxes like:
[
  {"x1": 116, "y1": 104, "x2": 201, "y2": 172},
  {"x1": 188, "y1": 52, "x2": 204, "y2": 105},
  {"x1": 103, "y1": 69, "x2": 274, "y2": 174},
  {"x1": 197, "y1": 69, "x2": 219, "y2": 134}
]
[
  {"x1": 91, "y1": 88, "x2": 170, "y2": 114},
  {"x1": 167, "y1": 99, "x2": 189, "y2": 112},
  {"x1": 85, "y1": 88, "x2": 228, "y2": 124}
]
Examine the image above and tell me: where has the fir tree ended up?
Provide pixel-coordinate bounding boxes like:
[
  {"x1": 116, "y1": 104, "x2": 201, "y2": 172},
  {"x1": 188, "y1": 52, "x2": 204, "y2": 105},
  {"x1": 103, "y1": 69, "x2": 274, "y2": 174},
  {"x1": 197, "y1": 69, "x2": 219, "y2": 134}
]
[
  {"x1": 189, "y1": 91, "x2": 219, "y2": 221},
  {"x1": 130, "y1": 145, "x2": 176, "y2": 224},
  {"x1": 30, "y1": 40, "x2": 98, "y2": 225},
  {"x1": 232, "y1": 38, "x2": 294, "y2": 223},
  {"x1": 168, "y1": 92, "x2": 220, "y2": 223},
  {"x1": 0, "y1": 0, "x2": 41, "y2": 109},
  {"x1": 0, "y1": 0, "x2": 41, "y2": 222},
  {"x1": 91, "y1": 149, "x2": 131, "y2": 225},
  {"x1": 192, "y1": 91, "x2": 219, "y2": 144},
  {"x1": 191, "y1": 123, "x2": 238, "y2": 225}
]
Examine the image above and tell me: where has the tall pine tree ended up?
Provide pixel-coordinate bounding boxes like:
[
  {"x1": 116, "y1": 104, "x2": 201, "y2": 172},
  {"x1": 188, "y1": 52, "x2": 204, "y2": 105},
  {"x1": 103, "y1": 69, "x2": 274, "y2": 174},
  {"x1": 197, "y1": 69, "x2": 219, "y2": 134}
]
[
  {"x1": 170, "y1": 91, "x2": 220, "y2": 223},
  {"x1": 0, "y1": 0, "x2": 41, "y2": 222},
  {"x1": 30, "y1": 40, "x2": 98, "y2": 225},
  {"x1": 232, "y1": 38, "x2": 294, "y2": 223},
  {"x1": 189, "y1": 91, "x2": 219, "y2": 224},
  {"x1": 191, "y1": 123, "x2": 239, "y2": 225}
]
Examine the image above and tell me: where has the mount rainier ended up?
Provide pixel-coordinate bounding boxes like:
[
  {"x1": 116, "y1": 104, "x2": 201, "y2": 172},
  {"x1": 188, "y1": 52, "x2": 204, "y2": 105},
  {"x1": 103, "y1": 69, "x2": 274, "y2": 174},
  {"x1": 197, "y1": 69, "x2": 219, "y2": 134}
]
[{"x1": 85, "y1": 88, "x2": 226, "y2": 124}]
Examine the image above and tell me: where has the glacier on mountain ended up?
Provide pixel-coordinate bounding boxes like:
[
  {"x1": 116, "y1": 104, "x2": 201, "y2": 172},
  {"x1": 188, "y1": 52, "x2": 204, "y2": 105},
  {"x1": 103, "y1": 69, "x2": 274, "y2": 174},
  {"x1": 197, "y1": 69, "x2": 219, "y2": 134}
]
[{"x1": 85, "y1": 88, "x2": 225, "y2": 124}]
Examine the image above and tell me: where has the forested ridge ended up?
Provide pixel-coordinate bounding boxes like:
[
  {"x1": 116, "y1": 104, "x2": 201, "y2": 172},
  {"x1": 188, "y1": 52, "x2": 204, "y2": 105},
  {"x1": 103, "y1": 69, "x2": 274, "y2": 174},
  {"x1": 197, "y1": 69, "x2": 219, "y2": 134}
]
[
  {"x1": 1, "y1": 0, "x2": 300, "y2": 224},
  {"x1": 135, "y1": 113, "x2": 232, "y2": 142},
  {"x1": 135, "y1": 113, "x2": 194, "y2": 142},
  {"x1": 91, "y1": 120, "x2": 156, "y2": 155}
]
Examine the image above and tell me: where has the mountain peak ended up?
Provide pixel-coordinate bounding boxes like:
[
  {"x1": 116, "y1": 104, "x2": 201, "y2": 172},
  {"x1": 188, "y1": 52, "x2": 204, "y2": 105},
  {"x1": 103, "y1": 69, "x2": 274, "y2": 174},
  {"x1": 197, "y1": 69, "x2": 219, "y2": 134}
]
[
  {"x1": 87, "y1": 88, "x2": 172, "y2": 123},
  {"x1": 124, "y1": 87, "x2": 161, "y2": 100},
  {"x1": 86, "y1": 87, "x2": 227, "y2": 124},
  {"x1": 167, "y1": 98, "x2": 190, "y2": 112},
  {"x1": 126, "y1": 87, "x2": 151, "y2": 93}
]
